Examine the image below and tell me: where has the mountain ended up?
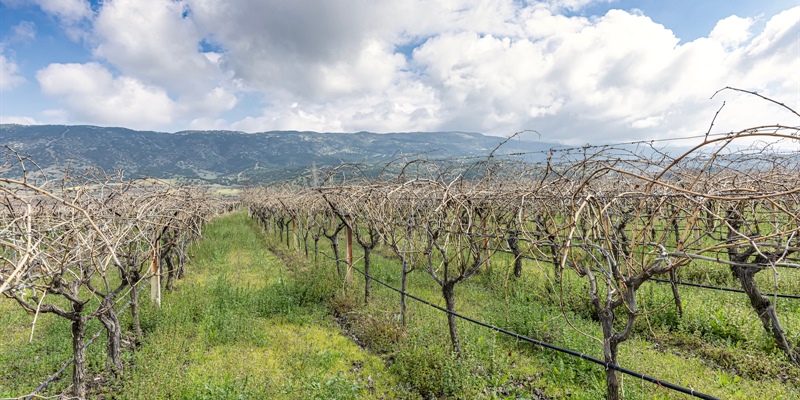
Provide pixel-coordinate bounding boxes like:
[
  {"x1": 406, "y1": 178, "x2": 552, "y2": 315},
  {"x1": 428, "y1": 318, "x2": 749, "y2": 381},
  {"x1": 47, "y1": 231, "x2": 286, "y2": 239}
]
[{"x1": 1, "y1": 124, "x2": 560, "y2": 185}]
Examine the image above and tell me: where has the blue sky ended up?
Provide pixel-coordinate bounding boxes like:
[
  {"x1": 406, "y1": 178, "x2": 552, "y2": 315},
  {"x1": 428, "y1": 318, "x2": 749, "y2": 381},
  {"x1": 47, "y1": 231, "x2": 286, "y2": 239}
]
[
  {"x1": 1, "y1": 0, "x2": 798, "y2": 145},
  {"x1": 580, "y1": 0, "x2": 798, "y2": 42}
]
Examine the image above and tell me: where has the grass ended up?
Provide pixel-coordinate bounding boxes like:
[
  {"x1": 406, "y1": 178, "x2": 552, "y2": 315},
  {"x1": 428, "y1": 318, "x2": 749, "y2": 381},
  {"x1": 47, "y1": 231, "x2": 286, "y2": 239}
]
[
  {"x1": 3, "y1": 211, "x2": 799, "y2": 398},
  {"x1": 0, "y1": 267, "x2": 130, "y2": 396},
  {"x1": 115, "y1": 211, "x2": 404, "y2": 399},
  {"x1": 0, "y1": 212, "x2": 406, "y2": 399},
  {"x1": 279, "y1": 222, "x2": 800, "y2": 399}
]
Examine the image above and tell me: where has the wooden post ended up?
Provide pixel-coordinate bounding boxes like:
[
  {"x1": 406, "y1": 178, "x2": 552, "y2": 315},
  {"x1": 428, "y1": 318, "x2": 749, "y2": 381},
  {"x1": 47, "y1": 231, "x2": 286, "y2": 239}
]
[
  {"x1": 150, "y1": 242, "x2": 161, "y2": 306},
  {"x1": 292, "y1": 218, "x2": 298, "y2": 250},
  {"x1": 482, "y1": 216, "x2": 491, "y2": 274},
  {"x1": 345, "y1": 224, "x2": 353, "y2": 285}
]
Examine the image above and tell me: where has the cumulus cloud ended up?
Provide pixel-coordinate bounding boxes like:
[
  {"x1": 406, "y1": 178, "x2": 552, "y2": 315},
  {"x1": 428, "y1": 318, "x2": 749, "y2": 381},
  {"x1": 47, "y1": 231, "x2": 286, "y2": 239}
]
[
  {"x1": 33, "y1": 0, "x2": 92, "y2": 22},
  {"x1": 5, "y1": 0, "x2": 93, "y2": 40},
  {"x1": 186, "y1": 117, "x2": 229, "y2": 131},
  {"x1": 413, "y1": 6, "x2": 798, "y2": 142},
  {"x1": 27, "y1": 0, "x2": 238, "y2": 129},
  {"x1": 545, "y1": 0, "x2": 611, "y2": 12},
  {"x1": 15, "y1": 0, "x2": 799, "y2": 143},
  {"x1": 228, "y1": 80, "x2": 440, "y2": 133},
  {"x1": 0, "y1": 52, "x2": 25, "y2": 91},
  {"x1": 409, "y1": 9, "x2": 692, "y2": 139},
  {"x1": 710, "y1": 16, "x2": 754, "y2": 48},
  {"x1": 178, "y1": 1, "x2": 798, "y2": 141},
  {"x1": 186, "y1": 0, "x2": 410, "y2": 99},
  {"x1": 37, "y1": 62, "x2": 176, "y2": 129},
  {"x1": 1, "y1": 0, "x2": 92, "y2": 22},
  {"x1": 93, "y1": 0, "x2": 220, "y2": 93}
]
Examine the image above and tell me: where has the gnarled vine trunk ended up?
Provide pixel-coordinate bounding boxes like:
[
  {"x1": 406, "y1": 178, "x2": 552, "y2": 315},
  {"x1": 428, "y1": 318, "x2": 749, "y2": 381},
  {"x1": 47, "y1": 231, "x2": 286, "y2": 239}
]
[
  {"x1": 442, "y1": 282, "x2": 462, "y2": 356},
  {"x1": 97, "y1": 296, "x2": 124, "y2": 376},
  {"x1": 507, "y1": 230, "x2": 522, "y2": 278},
  {"x1": 70, "y1": 304, "x2": 87, "y2": 399},
  {"x1": 731, "y1": 265, "x2": 797, "y2": 363},
  {"x1": 599, "y1": 309, "x2": 620, "y2": 400}
]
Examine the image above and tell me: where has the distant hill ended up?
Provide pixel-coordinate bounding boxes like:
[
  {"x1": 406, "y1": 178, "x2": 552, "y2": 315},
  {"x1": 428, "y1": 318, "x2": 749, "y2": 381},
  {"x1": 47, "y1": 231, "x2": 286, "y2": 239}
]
[{"x1": 1, "y1": 124, "x2": 560, "y2": 185}]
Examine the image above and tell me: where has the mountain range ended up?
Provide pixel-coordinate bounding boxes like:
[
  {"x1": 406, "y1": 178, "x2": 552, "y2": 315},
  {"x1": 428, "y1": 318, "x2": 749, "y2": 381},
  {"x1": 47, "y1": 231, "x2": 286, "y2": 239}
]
[{"x1": 1, "y1": 124, "x2": 558, "y2": 185}]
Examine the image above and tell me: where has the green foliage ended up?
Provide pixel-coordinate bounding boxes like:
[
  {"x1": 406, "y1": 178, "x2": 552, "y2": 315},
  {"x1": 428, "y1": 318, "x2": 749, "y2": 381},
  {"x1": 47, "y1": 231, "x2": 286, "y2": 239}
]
[
  {"x1": 390, "y1": 343, "x2": 470, "y2": 397},
  {"x1": 303, "y1": 375, "x2": 362, "y2": 400},
  {"x1": 351, "y1": 312, "x2": 406, "y2": 354}
]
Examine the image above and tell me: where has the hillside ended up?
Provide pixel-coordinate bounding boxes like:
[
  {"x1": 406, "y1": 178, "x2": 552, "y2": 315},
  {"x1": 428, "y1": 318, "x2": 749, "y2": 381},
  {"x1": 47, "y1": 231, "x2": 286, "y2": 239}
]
[{"x1": 1, "y1": 124, "x2": 556, "y2": 184}]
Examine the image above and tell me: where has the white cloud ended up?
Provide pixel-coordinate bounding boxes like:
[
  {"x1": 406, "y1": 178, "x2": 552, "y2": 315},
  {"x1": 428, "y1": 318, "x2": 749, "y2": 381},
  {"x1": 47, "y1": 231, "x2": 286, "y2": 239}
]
[
  {"x1": 408, "y1": 9, "x2": 689, "y2": 138},
  {"x1": 0, "y1": 0, "x2": 94, "y2": 41},
  {"x1": 175, "y1": 1, "x2": 796, "y2": 142},
  {"x1": 316, "y1": 40, "x2": 406, "y2": 96},
  {"x1": 186, "y1": 0, "x2": 412, "y2": 99},
  {"x1": 12, "y1": 0, "x2": 798, "y2": 143},
  {"x1": 545, "y1": 0, "x2": 610, "y2": 12},
  {"x1": 0, "y1": 115, "x2": 40, "y2": 125},
  {"x1": 0, "y1": 52, "x2": 25, "y2": 91},
  {"x1": 33, "y1": 0, "x2": 92, "y2": 22},
  {"x1": 93, "y1": 0, "x2": 219, "y2": 93},
  {"x1": 37, "y1": 62, "x2": 176, "y2": 129},
  {"x1": 186, "y1": 117, "x2": 229, "y2": 131},
  {"x1": 34, "y1": 57, "x2": 237, "y2": 129},
  {"x1": 80, "y1": 0, "x2": 238, "y2": 124},
  {"x1": 176, "y1": 86, "x2": 238, "y2": 116},
  {"x1": 710, "y1": 15, "x2": 753, "y2": 48},
  {"x1": 630, "y1": 115, "x2": 664, "y2": 129},
  {"x1": 226, "y1": 80, "x2": 440, "y2": 133},
  {"x1": 11, "y1": 21, "x2": 37, "y2": 42},
  {"x1": 521, "y1": 8, "x2": 589, "y2": 39},
  {"x1": 408, "y1": 6, "x2": 798, "y2": 142}
]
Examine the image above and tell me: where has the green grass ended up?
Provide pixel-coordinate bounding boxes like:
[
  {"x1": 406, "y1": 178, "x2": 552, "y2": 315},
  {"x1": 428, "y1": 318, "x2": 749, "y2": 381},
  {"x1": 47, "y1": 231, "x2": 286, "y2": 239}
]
[
  {"x1": 486, "y1": 252, "x2": 800, "y2": 398},
  {"x1": 115, "y1": 211, "x2": 405, "y2": 399},
  {"x1": 273, "y1": 221, "x2": 800, "y2": 399},
  {"x1": 0, "y1": 298, "x2": 100, "y2": 397},
  {"x1": 3, "y1": 211, "x2": 799, "y2": 398},
  {"x1": 0, "y1": 264, "x2": 132, "y2": 397},
  {"x1": 1, "y1": 212, "x2": 406, "y2": 399}
]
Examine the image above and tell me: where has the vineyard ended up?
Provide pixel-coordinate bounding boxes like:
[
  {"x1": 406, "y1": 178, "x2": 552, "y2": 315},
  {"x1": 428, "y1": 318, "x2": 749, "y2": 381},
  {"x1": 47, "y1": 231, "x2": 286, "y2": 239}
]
[
  {"x1": 2, "y1": 91, "x2": 800, "y2": 399},
  {"x1": 0, "y1": 149, "x2": 232, "y2": 398},
  {"x1": 242, "y1": 105, "x2": 800, "y2": 398}
]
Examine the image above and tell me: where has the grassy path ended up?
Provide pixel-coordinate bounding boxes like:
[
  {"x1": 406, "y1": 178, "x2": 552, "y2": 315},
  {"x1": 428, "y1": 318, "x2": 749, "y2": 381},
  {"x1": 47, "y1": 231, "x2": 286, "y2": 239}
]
[{"x1": 116, "y1": 212, "x2": 405, "y2": 399}]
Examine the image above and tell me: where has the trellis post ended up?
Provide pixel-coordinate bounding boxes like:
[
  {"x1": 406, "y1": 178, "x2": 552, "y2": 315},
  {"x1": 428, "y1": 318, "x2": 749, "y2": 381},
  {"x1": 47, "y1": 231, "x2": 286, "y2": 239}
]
[
  {"x1": 150, "y1": 241, "x2": 161, "y2": 306},
  {"x1": 345, "y1": 224, "x2": 353, "y2": 285}
]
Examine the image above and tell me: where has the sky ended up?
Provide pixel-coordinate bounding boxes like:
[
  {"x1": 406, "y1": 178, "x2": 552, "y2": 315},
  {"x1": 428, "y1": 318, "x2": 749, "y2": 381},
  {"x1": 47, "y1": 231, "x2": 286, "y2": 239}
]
[{"x1": 0, "y1": 0, "x2": 798, "y2": 145}]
